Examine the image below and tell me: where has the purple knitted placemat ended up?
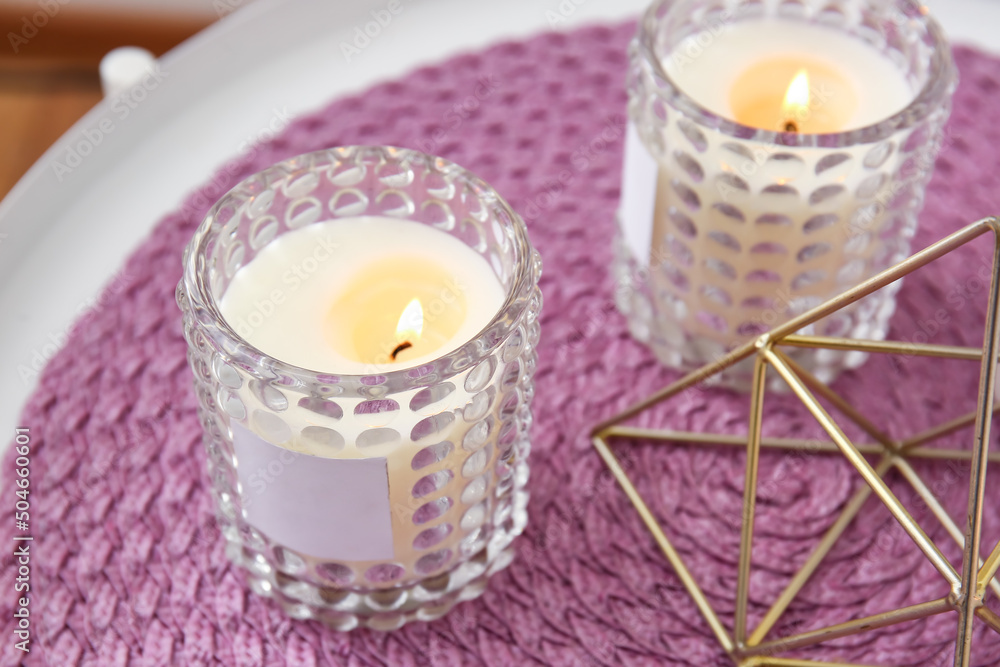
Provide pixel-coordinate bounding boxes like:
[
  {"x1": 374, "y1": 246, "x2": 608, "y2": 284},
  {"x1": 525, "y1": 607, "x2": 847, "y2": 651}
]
[{"x1": 4, "y1": 21, "x2": 1000, "y2": 666}]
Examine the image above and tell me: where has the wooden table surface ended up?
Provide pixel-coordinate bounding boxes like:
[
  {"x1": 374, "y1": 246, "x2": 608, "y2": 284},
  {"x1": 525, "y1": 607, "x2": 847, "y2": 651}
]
[{"x1": 0, "y1": 4, "x2": 211, "y2": 200}]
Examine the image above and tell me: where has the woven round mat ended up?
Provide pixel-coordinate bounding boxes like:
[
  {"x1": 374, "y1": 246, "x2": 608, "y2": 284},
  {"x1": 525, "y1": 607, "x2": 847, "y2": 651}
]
[{"x1": 4, "y1": 21, "x2": 1000, "y2": 666}]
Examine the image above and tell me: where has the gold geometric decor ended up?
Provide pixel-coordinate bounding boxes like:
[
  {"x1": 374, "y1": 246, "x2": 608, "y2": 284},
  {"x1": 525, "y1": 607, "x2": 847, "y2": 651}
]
[{"x1": 591, "y1": 217, "x2": 1000, "y2": 667}]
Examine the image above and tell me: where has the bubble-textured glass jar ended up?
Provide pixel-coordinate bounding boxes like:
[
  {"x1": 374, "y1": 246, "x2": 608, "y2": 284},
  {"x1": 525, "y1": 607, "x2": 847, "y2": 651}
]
[
  {"x1": 177, "y1": 146, "x2": 541, "y2": 630},
  {"x1": 616, "y1": 0, "x2": 957, "y2": 386}
]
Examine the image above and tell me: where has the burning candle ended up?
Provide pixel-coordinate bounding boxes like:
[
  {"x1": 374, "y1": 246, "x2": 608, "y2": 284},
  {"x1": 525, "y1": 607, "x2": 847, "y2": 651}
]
[
  {"x1": 179, "y1": 146, "x2": 542, "y2": 629},
  {"x1": 390, "y1": 298, "x2": 424, "y2": 360},
  {"x1": 642, "y1": 20, "x2": 916, "y2": 348},
  {"x1": 779, "y1": 70, "x2": 811, "y2": 133},
  {"x1": 616, "y1": 0, "x2": 956, "y2": 384}
]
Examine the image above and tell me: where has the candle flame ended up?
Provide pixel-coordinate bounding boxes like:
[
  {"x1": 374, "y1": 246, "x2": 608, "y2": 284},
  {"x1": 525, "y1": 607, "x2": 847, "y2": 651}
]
[
  {"x1": 396, "y1": 298, "x2": 424, "y2": 342},
  {"x1": 782, "y1": 69, "x2": 811, "y2": 118}
]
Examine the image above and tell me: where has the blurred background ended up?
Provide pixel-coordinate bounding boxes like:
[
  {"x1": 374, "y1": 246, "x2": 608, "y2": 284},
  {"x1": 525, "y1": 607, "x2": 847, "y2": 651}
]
[{"x1": 0, "y1": 0, "x2": 245, "y2": 199}]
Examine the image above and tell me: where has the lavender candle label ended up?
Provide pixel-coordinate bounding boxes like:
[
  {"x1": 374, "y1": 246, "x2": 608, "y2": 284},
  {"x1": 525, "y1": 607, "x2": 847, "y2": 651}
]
[
  {"x1": 232, "y1": 423, "x2": 395, "y2": 561},
  {"x1": 618, "y1": 121, "x2": 658, "y2": 267}
]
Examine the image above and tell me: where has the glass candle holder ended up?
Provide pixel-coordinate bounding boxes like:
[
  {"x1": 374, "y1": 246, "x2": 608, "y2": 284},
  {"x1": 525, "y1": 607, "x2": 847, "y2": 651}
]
[
  {"x1": 176, "y1": 146, "x2": 542, "y2": 630},
  {"x1": 615, "y1": 0, "x2": 957, "y2": 387}
]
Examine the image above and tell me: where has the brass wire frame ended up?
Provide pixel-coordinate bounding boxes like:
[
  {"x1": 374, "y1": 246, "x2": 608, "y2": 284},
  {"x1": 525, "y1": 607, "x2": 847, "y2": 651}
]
[{"x1": 591, "y1": 218, "x2": 1000, "y2": 666}]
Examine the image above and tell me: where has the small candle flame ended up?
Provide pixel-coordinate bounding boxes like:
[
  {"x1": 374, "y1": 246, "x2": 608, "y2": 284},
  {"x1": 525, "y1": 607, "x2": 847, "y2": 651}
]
[
  {"x1": 782, "y1": 69, "x2": 810, "y2": 131},
  {"x1": 396, "y1": 298, "x2": 424, "y2": 342}
]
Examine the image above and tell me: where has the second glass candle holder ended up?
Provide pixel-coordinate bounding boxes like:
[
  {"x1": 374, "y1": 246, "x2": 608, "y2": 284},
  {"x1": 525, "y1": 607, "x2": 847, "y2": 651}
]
[{"x1": 615, "y1": 0, "x2": 957, "y2": 386}]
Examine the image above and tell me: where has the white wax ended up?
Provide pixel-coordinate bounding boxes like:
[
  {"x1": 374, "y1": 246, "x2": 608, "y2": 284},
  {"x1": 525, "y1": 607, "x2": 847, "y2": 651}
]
[
  {"x1": 665, "y1": 20, "x2": 915, "y2": 130},
  {"x1": 219, "y1": 216, "x2": 505, "y2": 374}
]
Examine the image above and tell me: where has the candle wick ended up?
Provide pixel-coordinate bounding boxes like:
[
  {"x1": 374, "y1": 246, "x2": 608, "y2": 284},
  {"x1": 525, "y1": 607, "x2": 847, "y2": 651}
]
[
  {"x1": 784, "y1": 120, "x2": 798, "y2": 133},
  {"x1": 390, "y1": 341, "x2": 413, "y2": 360}
]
